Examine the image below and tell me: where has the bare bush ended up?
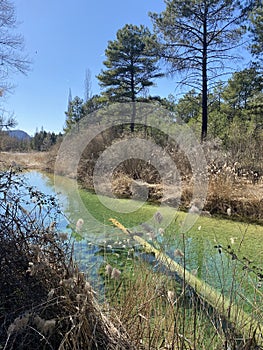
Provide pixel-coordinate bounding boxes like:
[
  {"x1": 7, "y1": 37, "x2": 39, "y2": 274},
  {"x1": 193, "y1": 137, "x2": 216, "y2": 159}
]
[{"x1": 0, "y1": 169, "x2": 134, "y2": 350}]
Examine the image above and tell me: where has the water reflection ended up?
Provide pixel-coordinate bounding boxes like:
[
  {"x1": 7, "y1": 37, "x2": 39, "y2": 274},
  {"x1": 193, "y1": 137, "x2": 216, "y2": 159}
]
[{"x1": 21, "y1": 171, "x2": 261, "y2": 306}]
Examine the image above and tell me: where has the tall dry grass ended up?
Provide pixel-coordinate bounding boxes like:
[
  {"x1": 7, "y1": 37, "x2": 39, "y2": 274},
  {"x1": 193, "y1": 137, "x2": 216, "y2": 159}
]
[{"x1": 0, "y1": 170, "x2": 134, "y2": 350}]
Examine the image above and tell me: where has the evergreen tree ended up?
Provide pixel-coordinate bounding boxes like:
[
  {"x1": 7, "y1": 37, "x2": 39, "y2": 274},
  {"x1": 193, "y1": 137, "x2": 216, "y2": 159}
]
[
  {"x1": 83, "y1": 94, "x2": 107, "y2": 115},
  {"x1": 97, "y1": 24, "x2": 163, "y2": 131},
  {"x1": 175, "y1": 90, "x2": 201, "y2": 123},
  {"x1": 222, "y1": 66, "x2": 263, "y2": 120},
  {"x1": 64, "y1": 96, "x2": 85, "y2": 132},
  {"x1": 150, "y1": 0, "x2": 253, "y2": 141},
  {"x1": 249, "y1": 3, "x2": 263, "y2": 62},
  {"x1": 31, "y1": 129, "x2": 60, "y2": 151},
  {"x1": 67, "y1": 88, "x2": 72, "y2": 108}
]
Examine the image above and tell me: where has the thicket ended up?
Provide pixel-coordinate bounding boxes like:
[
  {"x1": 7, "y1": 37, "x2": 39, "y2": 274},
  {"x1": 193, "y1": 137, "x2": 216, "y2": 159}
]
[
  {"x1": 64, "y1": 65, "x2": 263, "y2": 181},
  {"x1": 0, "y1": 170, "x2": 134, "y2": 350},
  {"x1": 1, "y1": 169, "x2": 262, "y2": 349}
]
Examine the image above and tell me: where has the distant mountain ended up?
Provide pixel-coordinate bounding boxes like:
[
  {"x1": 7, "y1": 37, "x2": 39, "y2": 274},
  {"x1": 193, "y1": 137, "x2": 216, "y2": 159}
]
[{"x1": 7, "y1": 130, "x2": 31, "y2": 141}]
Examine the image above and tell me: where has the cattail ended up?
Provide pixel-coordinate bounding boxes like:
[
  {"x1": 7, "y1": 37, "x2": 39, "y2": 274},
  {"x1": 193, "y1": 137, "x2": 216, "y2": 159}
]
[
  {"x1": 76, "y1": 218, "x2": 84, "y2": 232},
  {"x1": 109, "y1": 218, "x2": 129, "y2": 235},
  {"x1": 227, "y1": 207, "x2": 231, "y2": 216},
  {"x1": 59, "y1": 232, "x2": 68, "y2": 241},
  {"x1": 159, "y1": 228, "x2": 165, "y2": 235},
  {"x1": 167, "y1": 290, "x2": 175, "y2": 304},
  {"x1": 111, "y1": 267, "x2": 121, "y2": 280},
  {"x1": 174, "y1": 249, "x2": 184, "y2": 258},
  {"x1": 105, "y1": 264, "x2": 113, "y2": 276}
]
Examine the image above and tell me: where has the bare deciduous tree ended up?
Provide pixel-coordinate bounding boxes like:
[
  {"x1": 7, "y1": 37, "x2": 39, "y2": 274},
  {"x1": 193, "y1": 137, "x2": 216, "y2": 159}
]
[
  {"x1": 0, "y1": 112, "x2": 16, "y2": 129},
  {"x1": 84, "y1": 68, "x2": 92, "y2": 101},
  {"x1": 0, "y1": 0, "x2": 30, "y2": 94}
]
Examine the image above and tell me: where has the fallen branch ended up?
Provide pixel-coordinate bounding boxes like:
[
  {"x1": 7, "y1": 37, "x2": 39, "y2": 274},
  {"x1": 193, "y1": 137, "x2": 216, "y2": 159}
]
[{"x1": 133, "y1": 234, "x2": 263, "y2": 346}]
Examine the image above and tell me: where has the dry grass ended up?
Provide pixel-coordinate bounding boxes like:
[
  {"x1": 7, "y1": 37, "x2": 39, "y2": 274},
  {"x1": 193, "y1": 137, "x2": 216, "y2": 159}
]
[
  {"x1": 0, "y1": 151, "x2": 53, "y2": 171},
  {"x1": 0, "y1": 170, "x2": 134, "y2": 350},
  {"x1": 102, "y1": 253, "x2": 262, "y2": 350},
  {"x1": 101, "y1": 218, "x2": 263, "y2": 349},
  {"x1": 2, "y1": 129, "x2": 262, "y2": 224},
  {"x1": 206, "y1": 174, "x2": 263, "y2": 222}
]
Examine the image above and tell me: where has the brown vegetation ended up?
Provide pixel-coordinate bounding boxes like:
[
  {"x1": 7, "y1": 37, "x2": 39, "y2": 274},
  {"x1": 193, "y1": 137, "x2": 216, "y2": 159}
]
[
  {"x1": 0, "y1": 171, "x2": 134, "y2": 350},
  {"x1": 73, "y1": 132, "x2": 263, "y2": 223},
  {"x1": 1, "y1": 129, "x2": 262, "y2": 223},
  {"x1": 0, "y1": 149, "x2": 58, "y2": 173}
]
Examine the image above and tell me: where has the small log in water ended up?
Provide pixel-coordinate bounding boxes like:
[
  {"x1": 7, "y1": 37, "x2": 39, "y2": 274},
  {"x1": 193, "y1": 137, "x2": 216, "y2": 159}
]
[{"x1": 133, "y1": 235, "x2": 263, "y2": 346}]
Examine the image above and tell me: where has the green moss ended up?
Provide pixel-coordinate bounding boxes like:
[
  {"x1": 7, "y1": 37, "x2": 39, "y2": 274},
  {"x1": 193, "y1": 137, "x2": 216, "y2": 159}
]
[
  {"x1": 79, "y1": 190, "x2": 159, "y2": 227},
  {"x1": 79, "y1": 188, "x2": 263, "y2": 263}
]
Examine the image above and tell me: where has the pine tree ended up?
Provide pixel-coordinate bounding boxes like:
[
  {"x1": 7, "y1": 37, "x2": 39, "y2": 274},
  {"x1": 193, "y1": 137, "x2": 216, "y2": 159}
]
[
  {"x1": 249, "y1": 3, "x2": 263, "y2": 62},
  {"x1": 150, "y1": 0, "x2": 253, "y2": 141},
  {"x1": 97, "y1": 24, "x2": 163, "y2": 131},
  {"x1": 64, "y1": 96, "x2": 85, "y2": 132}
]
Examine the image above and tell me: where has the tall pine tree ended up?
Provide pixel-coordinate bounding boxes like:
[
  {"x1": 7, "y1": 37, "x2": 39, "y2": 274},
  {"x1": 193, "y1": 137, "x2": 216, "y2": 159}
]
[
  {"x1": 97, "y1": 24, "x2": 163, "y2": 131},
  {"x1": 249, "y1": 3, "x2": 263, "y2": 62},
  {"x1": 150, "y1": 0, "x2": 253, "y2": 141}
]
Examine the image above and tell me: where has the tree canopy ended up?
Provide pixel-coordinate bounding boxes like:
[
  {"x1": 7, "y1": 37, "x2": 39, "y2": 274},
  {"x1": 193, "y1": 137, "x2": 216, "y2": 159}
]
[
  {"x1": 249, "y1": 3, "x2": 263, "y2": 62},
  {"x1": 97, "y1": 24, "x2": 163, "y2": 103},
  {"x1": 150, "y1": 0, "x2": 252, "y2": 141}
]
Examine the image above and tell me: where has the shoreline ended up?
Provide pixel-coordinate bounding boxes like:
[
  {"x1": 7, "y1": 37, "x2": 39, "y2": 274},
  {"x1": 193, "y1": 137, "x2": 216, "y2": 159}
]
[{"x1": 1, "y1": 151, "x2": 262, "y2": 225}]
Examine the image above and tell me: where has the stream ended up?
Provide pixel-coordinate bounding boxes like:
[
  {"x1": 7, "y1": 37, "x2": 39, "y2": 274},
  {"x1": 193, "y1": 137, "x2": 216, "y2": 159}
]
[{"x1": 20, "y1": 170, "x2": 263, "y2": 309}]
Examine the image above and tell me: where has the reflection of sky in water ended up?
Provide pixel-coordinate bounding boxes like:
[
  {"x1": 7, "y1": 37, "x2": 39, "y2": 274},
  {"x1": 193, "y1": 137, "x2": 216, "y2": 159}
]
[
  {"x1": 21, "y1": 171, "x2": 69, "y2": 230},
  {"x1": 19, "y1": 171, "x2": 259, "y2": 305}
]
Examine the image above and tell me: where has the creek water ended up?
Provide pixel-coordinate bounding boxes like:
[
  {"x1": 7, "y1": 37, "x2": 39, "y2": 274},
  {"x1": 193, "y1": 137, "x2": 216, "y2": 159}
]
[{"x1": 20, "y1": 170, "x2": 263, "y2": 308}]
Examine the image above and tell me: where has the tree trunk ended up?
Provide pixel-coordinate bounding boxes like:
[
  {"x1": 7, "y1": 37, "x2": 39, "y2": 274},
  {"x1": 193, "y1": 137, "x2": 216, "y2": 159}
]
[
  {"x1": 201, "y1": 4, "x2": 208, "y2": 142},
  {"x1": 130, "y1": 61, "x2": 136, "y2": 133},
  {"x1": 130, "y1": 101, "x2": 136, "y2": 133}
]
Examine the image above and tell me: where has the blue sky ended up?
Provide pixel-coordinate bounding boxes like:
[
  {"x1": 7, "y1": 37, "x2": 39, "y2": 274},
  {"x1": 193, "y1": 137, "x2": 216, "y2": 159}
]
[
  {"x1": 4, "y1": 1, "x2": 251, "y2": 136},
  {"x1": 4, "y1": 0, "x2": 176, "y2": 136}
]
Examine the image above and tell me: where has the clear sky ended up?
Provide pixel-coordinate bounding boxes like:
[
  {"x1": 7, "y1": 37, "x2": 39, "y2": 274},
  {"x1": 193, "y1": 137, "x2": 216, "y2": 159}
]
[
  {"x1": 4, "y1": 1, "x2": 251, "y2": 136},
  {"x1": 4, "y1": 0, "x2": 176, "y2": 136}
]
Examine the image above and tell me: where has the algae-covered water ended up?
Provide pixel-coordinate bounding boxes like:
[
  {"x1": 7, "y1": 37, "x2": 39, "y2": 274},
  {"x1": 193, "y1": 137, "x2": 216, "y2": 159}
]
[{"x1": 23, "y1": 171, "x2": 263, "y2": 307}]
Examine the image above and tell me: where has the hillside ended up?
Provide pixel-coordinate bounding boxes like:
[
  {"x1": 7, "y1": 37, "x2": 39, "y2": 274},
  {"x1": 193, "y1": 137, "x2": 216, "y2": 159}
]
[{"x1": 7, "y1": 129, "x2": 31, "y2": 140}]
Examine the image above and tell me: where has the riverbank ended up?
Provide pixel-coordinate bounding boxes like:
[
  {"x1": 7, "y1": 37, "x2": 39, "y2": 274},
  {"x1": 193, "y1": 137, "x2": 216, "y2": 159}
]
[
  {"x1": 1, "y1": 169, "x2": 262, "y2": 349},
  {"x1": 0, "y1": 151, "x2": 54, "y2": 172},
  {"x1": 1, "y1": 150, "x2": 262, "y2": 224}
]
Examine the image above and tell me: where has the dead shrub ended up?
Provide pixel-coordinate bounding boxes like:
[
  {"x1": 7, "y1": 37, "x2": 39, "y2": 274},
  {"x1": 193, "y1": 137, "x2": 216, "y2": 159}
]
[{"x1": 0, "y1": 169, "x2": 134, "y2": 350}]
